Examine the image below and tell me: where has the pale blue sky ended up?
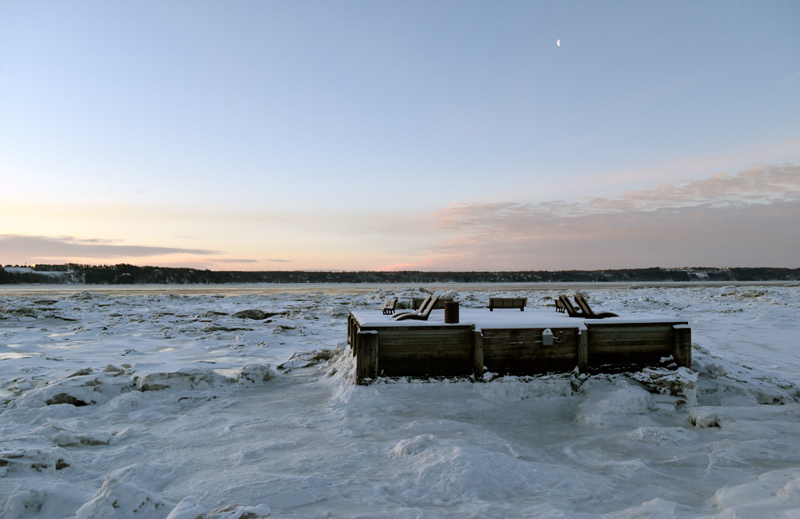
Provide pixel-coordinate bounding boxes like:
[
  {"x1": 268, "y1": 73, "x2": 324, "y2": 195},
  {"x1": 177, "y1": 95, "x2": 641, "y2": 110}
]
[{"x1": 2, "y1": 1, "x2": 799, "y2": 270}]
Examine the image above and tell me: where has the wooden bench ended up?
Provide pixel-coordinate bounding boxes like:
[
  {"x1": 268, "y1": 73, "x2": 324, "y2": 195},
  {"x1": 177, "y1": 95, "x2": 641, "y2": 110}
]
[{"x1": 489, "y1": 297, "x2": 527, "y2": 311}]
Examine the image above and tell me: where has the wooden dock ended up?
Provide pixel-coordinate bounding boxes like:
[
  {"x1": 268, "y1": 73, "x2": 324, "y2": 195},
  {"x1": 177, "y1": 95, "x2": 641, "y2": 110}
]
[{"x1": 347, "y1": 308, "x2": 690, "y2": 384}]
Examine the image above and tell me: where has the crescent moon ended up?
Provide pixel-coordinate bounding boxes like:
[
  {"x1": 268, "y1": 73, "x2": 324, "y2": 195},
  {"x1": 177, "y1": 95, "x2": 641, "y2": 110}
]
[{"x1": 557, "y1": 39, "x2": 561, "y2": 46}]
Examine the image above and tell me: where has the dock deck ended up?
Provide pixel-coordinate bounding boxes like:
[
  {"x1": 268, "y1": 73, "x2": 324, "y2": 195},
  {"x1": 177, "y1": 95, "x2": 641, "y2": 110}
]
[{"x1": 348, "y1": 308, "x2": 690, "y2": 384}]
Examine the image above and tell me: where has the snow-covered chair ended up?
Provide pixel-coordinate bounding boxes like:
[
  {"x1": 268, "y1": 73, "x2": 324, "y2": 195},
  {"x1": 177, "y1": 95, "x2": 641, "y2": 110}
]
[
  {"x1": 393, "y1": 295, "x2": 440, "y2": 321},
  {"x1": 393, "y1": 294, "x2": 432, "y2": 319}
]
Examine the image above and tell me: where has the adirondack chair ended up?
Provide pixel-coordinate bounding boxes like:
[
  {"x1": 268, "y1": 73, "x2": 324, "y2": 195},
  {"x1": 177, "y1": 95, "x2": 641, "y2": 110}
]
[
  {"x1": 394, "y1": 295, "x2": 440, "y2": 321},
  {"x1": 557, "y1": 295, "x2": 587, "y2": 318},
  {"x1": 554, "y1": 297, "x2": 566, "y2": 313},
  {"x1": 574, "y1": 294, "x2": 618, "y2": 319},
  {"x1": 392, "y1": 294, "x2": 432, "y2": 319}
]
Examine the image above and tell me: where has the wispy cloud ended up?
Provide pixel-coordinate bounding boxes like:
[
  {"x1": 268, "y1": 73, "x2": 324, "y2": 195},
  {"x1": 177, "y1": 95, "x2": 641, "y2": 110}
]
[
  {"x1": 211, "y1": 258, "x2": 262, "y2": 264},
  {"x1": 0, "y1": 235, "x2": 219, "y2": 264},
  {"x1": 551, "y1": 139, "x2": 800, "y2": 202},
  {"x1": 0, "y1": 235, "x2": 295, "y2": 270},
  {"x1": 387, "y1": 164, "x2": 800, "y2": 270},
  {"x1": 437, "y1": 163, "x2": 800, "y2": 227}
]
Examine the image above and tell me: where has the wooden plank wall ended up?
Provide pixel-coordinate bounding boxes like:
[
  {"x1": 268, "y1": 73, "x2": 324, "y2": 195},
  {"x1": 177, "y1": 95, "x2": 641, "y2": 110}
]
[
  {"x1": 370, "y1": 325, "x2": 474, "y2": 378},
  {"x1": 481, "y1": 327, "x2": 579, "y2": 375},
  {"x1": 585, "y1": 322, "x2": 681, "y2": 368}
]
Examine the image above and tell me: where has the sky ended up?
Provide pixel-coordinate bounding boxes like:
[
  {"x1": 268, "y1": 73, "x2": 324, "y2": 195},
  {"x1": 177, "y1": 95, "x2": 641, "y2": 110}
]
[{"x1": 1, "y1": 1, "x2": 799, "y2": 271}]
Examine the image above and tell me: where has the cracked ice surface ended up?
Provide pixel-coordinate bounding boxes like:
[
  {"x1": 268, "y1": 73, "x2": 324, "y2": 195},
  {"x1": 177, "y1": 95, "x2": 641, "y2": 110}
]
[{"x1": 1, "y1": 283, "x2": 800, "y2": 518}]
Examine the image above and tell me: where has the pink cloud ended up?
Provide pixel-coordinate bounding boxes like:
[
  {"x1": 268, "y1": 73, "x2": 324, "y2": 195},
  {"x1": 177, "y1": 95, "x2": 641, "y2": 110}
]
[{"x1": 391, "y1": 164, "x2": 800, "y2": 270}]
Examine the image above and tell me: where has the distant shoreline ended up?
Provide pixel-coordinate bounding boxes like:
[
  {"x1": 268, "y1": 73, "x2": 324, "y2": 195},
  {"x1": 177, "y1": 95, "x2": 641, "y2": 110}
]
[
  {"x1": 3, "y1": 264, "x2": 800, "y2": 287},
  {"x1": 1, "y1": 280, "x2": 797, "y2": 297}
]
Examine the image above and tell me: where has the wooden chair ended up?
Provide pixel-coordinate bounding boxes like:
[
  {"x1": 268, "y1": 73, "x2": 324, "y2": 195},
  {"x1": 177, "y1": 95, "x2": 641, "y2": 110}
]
[
  {"x1": 573, "y1": 294, "x2": 618, "y2": 319},
  {"x1": 394, "y1": 295, "x2": 440, "y2": 321},
  {"x1": 554, "y1": 297, "x2": 566, "y2": 313},
  {"x1": 381, "y1": 298, "x2": 398, "y2": 315},
  {"x1": 557, "y1": 295, "x2": 586, "y2": 318},
  {"x1": 412, "y1": 296, "x2": 429, "y2": 310},
  {"x1": 393, "y1": 295, "x2": 432, "y2": 319}
]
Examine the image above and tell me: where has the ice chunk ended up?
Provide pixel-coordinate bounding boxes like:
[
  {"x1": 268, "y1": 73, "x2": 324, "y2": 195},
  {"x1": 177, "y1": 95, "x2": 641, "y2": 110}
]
[
  {"x1": 208, "y1": 504, "x2": 271, "y2": 518},
  {"x1": 237, "y1": 363, "x2": 275, "y2": 384},
  {"x1": 165, "y1": 496, "x2": 207, "y2": 519},
  {"x1": 626, "y1": 427, "x2": 698, "y2": 445},
  {"x1": 689, "y1": 407, "x2": 721, "y2": 428},
  {"x1": 75, "y1": 477, "x2": 168, "y2": 519},
  {"x1": 393, "y1": 434, "x2": 438, "y2": 456},
  {"x1": 575, "y1": 379, "x2": 651, "y2": 426},
  {"x1": 605, "y1": 497, "x2": 689, "y2": 518},
  {"x1": 13, "y1": 371, "x2": 135, "y2": 408},
  {"x1": 710, "y1": 469, "x2": 800, "y2": 514},
  {"x1": 1, "y1": 483, "x2": 87, "y2": 519},
  {"x1": 134, "y1": 368, "x2": 230, "y2": 392},
  {"x1": 277, "y1": 350, "x2": 335, "y2": 370},
  {"x1": 0, "y1": 444, "x2": 72, "y2": 474},
  {"x1": 232, "y1": 309, "x2": 265, "y2": 320}
]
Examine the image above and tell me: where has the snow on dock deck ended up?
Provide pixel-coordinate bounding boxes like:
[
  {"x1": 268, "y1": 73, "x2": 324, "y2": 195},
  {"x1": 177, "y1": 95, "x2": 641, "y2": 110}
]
[{"x1": 351, "y1": 307, "x2": 686, "y2": 330}]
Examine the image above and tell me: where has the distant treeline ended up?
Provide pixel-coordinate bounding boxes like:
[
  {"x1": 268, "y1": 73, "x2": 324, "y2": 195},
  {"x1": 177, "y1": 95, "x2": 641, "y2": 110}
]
[{"x1": 2, "y1": 264, "x2": 800, "y2": 285}]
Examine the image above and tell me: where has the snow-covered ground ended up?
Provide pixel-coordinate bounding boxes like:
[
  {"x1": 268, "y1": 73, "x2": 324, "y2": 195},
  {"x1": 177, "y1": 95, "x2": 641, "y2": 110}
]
[{"x1": 1, "y1": 283, "x2": 800, "y2": 518}]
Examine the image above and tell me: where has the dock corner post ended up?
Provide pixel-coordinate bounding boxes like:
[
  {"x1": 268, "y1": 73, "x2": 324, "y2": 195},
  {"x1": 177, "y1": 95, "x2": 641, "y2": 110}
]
[
  {"x1": 578, "y1": 326, "x2": 588, "y2": 373},
  {"x1": 473, "y1": 329, "x2": 484, "y2": 380},
  {"x1": 347, "y1": 313, "x2": 352, "y2": 346},
  {"x1": 350, "y1": 316, "x2": 359, "y2": 357},
  {"x1": 356, "y1": 330, "x2": 378, "y2": 385},
  {"x1": 673, "y1": 325, "x2": 692, "y2": 369}
]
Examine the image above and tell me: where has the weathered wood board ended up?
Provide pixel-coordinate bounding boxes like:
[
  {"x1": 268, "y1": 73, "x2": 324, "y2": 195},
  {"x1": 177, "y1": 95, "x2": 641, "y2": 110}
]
[
  {"x1": 481, "y1": 327, "x2": 579, "y2": 374},
  {"x1": 586, "y1": 322, "x2": 680, "y2": 368},
  {"x1": 368, "y1": 324, "x2": 474, "y2": 378}
]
